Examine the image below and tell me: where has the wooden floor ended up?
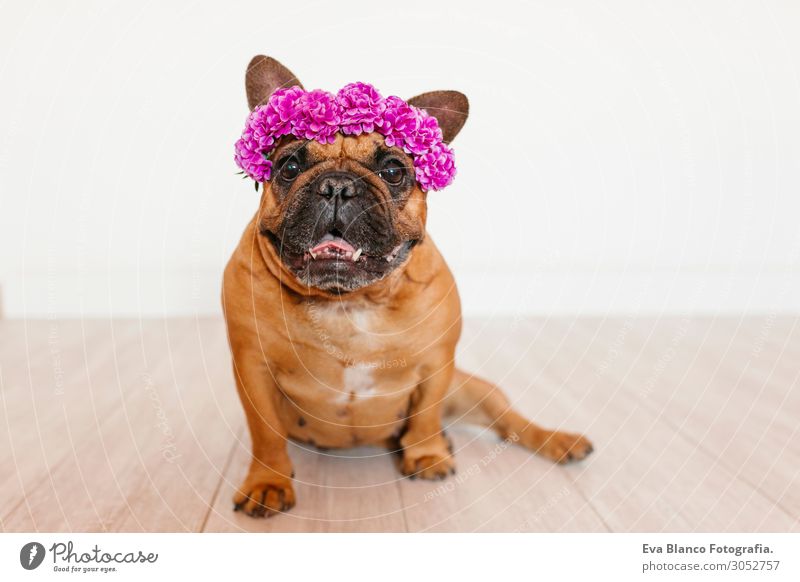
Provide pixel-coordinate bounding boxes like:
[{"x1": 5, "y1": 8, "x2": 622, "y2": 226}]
[{"x1": 1, "y1": 317, "x2": 798, "y2": 532}]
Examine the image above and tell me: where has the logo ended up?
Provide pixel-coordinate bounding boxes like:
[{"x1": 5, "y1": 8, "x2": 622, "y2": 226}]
[{"x1": 20, "y1": 542, "x2": 46, "y2": 570}]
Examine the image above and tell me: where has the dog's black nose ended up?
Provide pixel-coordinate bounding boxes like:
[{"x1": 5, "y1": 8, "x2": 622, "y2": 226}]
[{"x1": 316, "y1": 173, "x2": 360, "y2": 199}]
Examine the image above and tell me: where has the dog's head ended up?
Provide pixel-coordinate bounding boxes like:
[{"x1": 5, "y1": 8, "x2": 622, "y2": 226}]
[{"x1": 243, "y1": 55, "x2": 468, "y2": 294}]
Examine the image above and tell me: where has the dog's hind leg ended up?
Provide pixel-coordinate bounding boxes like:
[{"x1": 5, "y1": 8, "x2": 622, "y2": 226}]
[{"x1": 443, "y1": 368, "x2": 593, "y2": 464}]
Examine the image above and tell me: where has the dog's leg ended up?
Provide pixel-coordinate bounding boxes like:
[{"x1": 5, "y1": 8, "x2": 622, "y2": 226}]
[
  {"x1": 444, "y1": 368, "x2": 593, "y2": 464},
  {"x1": 230, "y1": 348, "x2": 295, "y2": 517},
  {"x1": 399, "y1": 354, "x2": 456, "y2": 480}
]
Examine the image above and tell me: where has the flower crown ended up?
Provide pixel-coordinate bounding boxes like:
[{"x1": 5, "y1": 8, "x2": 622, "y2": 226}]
[{"x1": 234, "y1": 82, "x2": 456, "y2": 192}]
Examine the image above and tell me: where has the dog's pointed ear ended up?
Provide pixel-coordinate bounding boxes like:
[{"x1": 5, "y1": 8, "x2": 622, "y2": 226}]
[
  {"x1": 407, "y1": 91, "x2": 469, "y2": 143},
  {"x1": 245, "y1": 55, "x2": 304, "y2": 110}
]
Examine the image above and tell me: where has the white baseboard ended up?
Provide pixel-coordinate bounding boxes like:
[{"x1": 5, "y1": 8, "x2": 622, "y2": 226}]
[
  {"x1": 3, "y1": 268, "x2": 799, "y2": 318},
  {"x1": 456, "y1": 269, "x2": 800, "y2": 316}
]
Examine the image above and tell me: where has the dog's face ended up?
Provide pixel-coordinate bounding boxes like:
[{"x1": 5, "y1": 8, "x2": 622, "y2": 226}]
[
  {"x1": 260, "y1": 132, "x2": 425, "y2": 292},
  {"x1": 244, "y1": 56, "x2": 468, "y2": 294}
]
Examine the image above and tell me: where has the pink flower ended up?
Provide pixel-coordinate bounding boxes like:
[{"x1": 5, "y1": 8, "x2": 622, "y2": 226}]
[
  {"x1": 337, "y1": 82, "x2": 385, "y2": 135},
  {"x1": 234, "y1": 83, "x2": 458, "y2": 191},
  {"x1": 291, "y1": 89, "x2": 340, "y2": 143},
  {"x1": 377, "y1": 96, "x2": 419, "y2": 148},
  {"x1": 233, "y1": 86, "x2": 305, "y2": 181},
  {"x1": 414, "y1": 142, "x2": 456, "y2": 191},
  {"x1": 402, "y1": 111, "x2": 443, "y2": 156},
  {"x1": 234, "y1": 134, "x2": 273, "y2": 182}
]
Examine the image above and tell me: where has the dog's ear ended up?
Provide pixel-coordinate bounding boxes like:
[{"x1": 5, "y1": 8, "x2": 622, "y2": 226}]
[
  {"x1": 245, "y1": 55, "x2": 304, "y2": 110},
  {"x1": 407, "y1": 91, "x2": 469, "y2": 143}
]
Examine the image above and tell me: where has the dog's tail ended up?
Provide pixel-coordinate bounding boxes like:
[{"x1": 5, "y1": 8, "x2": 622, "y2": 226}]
[{"x1": 443, "y1": 368, "x2": 593, "y2": 463}]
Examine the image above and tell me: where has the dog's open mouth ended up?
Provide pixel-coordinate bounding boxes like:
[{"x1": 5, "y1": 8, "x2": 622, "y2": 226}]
[
  {"x1": 307, "y1": 234, "x2": 362, "y2": 262},
  {"x1": 304, "y1": 233, "x2": 405, "y2": 264},
  {"x1": 264, "y1": 230, "x2": 416, "y2": 282}
]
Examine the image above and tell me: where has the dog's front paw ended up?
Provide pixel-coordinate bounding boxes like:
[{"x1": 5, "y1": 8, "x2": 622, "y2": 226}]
[
  {"x1": 402, "y1": 452, "x2": 455, "y2": 480},
  {"x1": 233, "y1": 470, "x2": 295, "y2": 518},
  {"x1": 400, "y1": 434, "x2": 456, "y2": 480},
  {"x1": 531, "y1": 430, "x2": 594, "y2": 464}
]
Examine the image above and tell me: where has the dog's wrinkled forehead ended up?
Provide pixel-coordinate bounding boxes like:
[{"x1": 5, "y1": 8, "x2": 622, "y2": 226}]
[{"x1": 274, "y1": 132, "x2": 397, "y2": 167}]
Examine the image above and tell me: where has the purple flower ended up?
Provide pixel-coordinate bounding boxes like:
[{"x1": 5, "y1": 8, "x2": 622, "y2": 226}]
[
  {"x1": 234, "y1": 135, "x2": 273, "y2": 181},
  {"x1": 233, "y1": 86, "x2": 305, "y2": 181},
  {"x1": 234, "y1": 83, "x2": 458, "y2": 191},
  {"x1": 337, "y1": 82, "x2": 385, "y2": 135},
  {"x1": 377, "y1": 96, "x2": 420, "y2": 148},
  {"x1": 402, "y1": 111, "x2": 443, "y2": 156},
  {"x1": 291, "y1": 89, "x2": 340, "y2": 143},
  {"x1": 414, "y1": 142, "x2": 456, "y2": 191},
  {"x1": 271, "y1": 86, "x2": 306, "y2": 123}
]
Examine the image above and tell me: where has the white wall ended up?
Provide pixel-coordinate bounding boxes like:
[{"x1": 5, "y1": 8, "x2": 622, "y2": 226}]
[{"x1": 2, "y1": 0, "x2": 799, "y2": 318}]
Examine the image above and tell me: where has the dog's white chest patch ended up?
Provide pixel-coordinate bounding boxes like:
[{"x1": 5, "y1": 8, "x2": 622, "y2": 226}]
[
  {"x1": 341, "y1": 365, "x2": 376, "y2": 399},
  {"x1": 349, "y1": 308, "x2": 375, "y2": 333},
  {"x1": 308, "y1": 301, "x2": 382, "y2": 354}
]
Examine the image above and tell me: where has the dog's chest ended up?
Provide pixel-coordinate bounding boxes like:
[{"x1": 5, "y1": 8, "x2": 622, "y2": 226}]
[
  {"x1": 281, "y1": 301, "x2": 417, "y2": 392},
  {"x1": 274, "y1": 301, "x2": 420, "y2": 446},
  {"x1": 301, "y1": 301, "x2": 396, "y2": 359},
  {"x1": 340, "y1": 365, "x2": 377, "y2": 399}
]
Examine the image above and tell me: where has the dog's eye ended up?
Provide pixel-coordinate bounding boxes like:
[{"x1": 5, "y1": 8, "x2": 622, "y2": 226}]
[
  {"x1": 279, "y1": 158, "x2": 301, "y2": 182},
  {"x1": 379, "y1": 160, "x2": 405, "y2": 186}
]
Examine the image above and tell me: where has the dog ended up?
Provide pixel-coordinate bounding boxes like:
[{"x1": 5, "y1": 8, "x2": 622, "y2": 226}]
[{"x1": 223, "y1": 55, "x2": 593, "y2": 517}]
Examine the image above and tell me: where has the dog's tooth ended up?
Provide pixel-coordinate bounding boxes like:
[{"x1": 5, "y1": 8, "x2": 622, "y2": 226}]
[
  {"x1": 352, "y1": 248, "x2": 362, "y2": 262},
  {"x1": 309, "y1": 249, "x2": 318, "y2": 260}
]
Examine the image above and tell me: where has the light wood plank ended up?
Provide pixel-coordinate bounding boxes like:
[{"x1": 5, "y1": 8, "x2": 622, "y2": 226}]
[
  {"x1": 1, "y1": 320, "x2": 151, "y2": 529},
  {"x1": 2, "y1": 317, "x2": 798, "y2": 532},
  {"x1": 528, "y1": 317, "x2": 798, "y2": 531},
  {"x1": 109, "y1": 318, "x2": 243, "y2": 532},
  {"x1": 565, "y1": 317, "x2": 800, "y2": 527},
  {"x1": 1, "y1": 319, "x2": 237, "y2": 532},
  {"x1": 398, "y1": 320, "x2": 609, "y2": 532},
  {"x1": 204, "y1": 440, "x2": 407, "y2": 532}
]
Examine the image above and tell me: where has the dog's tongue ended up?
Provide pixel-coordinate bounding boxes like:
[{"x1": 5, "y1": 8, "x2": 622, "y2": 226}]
[
  {"x1": 309, "y1": 234, "x2": 361, "y2": 260},
  {"x1": 310, "y1": 234, "x2": 355, "y2": 255}
]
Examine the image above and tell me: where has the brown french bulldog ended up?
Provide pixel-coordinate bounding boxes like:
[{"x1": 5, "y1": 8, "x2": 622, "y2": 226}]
[{"x1": 223, "y1": 55, "x2": 593, "y2": 517}]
